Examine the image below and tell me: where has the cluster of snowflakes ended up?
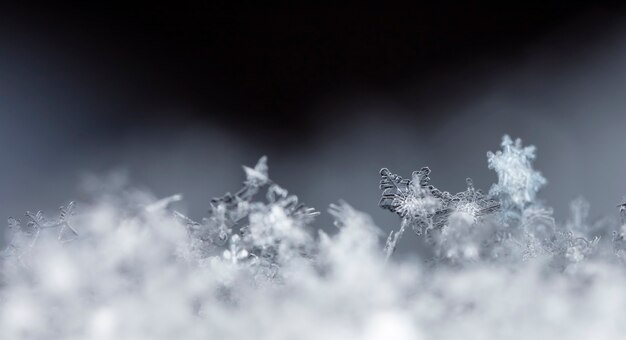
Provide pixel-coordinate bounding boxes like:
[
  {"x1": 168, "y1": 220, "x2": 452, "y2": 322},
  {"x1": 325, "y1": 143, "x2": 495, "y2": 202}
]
[
  {"x1": 378, "y1": 135, "x2": 607, "y2": 267},
  {"x1": 3, "y1": 135, "x2": 626, "y2": 339},
  {"x1": 171, "y1": 156, "x2": 319, "y2": 283}
]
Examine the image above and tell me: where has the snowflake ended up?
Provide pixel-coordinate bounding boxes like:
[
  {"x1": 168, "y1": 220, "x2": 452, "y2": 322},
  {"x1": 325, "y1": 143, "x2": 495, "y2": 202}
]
[
  {"x1": 173, "y1": 156, "x2": 318, "y2": 279},
  {"x1": 487, "y1": 135, "x2": 546, "y2": 208},
  {"x1": 4, "y1": 202, "x2": 78, "y2": 261},
  {"x1": 379, "y1": 166, "x2": 499, "y2": 259},
  {"x1": 379, "y1": 167, "x2": 441, "y2": 222},
  {"x1": 379, "y1": 167, "x2": 498, "y2": 232}
]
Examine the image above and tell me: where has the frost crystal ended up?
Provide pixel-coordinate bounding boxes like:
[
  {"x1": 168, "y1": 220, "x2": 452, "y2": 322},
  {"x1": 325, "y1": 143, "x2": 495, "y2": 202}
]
[{"x1": 487, "y1": 135, "x2": 546, "y2": 208}]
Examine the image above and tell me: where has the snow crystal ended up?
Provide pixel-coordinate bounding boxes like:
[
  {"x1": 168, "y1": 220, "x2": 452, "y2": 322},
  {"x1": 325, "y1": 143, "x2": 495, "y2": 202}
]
[{"x1": 487, "y1": 135, "x2": 546, "y2": 209}]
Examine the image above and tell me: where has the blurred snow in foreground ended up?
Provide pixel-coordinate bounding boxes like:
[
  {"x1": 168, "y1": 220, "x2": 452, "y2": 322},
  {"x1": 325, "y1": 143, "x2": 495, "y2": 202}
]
[{"x1": 2, "y1": 135, "x2": 626, "y2": 340}]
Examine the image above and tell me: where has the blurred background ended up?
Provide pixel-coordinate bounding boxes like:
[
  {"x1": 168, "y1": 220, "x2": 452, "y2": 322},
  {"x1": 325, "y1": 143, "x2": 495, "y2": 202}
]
[{"x1": 2, "y1": 2, "x2": 626, "y2": 250}]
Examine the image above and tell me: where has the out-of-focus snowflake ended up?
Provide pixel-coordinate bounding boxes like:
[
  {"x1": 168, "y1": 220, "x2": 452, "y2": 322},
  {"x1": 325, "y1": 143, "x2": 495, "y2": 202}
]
[
  {"x1": 618, "y1": 198, "x2": 626, "y2": 224},
  {"x1": 173, "y1": 156, "x2": 319, "y2": 280},
  {"x1": 487, "y1": 135, "x2": 546, "y2": 209},
  {"x1": 222, "y1": 234, "x2": 249, "y2": 264},
  {"x1": 4, "y1": 202, "x2": 78, "y2": 263}
]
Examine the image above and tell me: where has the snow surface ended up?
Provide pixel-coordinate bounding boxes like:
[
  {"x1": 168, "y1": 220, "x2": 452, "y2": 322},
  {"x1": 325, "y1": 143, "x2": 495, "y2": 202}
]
[{"x1": 1, "y1": 135, "x2": 625, "y2": 340}]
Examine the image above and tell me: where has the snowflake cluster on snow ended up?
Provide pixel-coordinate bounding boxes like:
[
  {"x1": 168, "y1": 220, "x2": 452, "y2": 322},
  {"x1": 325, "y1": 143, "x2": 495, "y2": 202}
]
[
  {"x1": 2, "y1": 135, "x2": 626, "y2": 339},
  {"x1": 171, "y1": 156, "x2": 319, "y2": 282}
]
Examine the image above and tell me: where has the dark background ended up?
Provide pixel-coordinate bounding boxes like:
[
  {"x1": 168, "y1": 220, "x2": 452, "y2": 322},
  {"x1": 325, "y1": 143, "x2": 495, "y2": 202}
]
[{"x1": 2, "y1": 2, "x2": 626, "y2": 250}]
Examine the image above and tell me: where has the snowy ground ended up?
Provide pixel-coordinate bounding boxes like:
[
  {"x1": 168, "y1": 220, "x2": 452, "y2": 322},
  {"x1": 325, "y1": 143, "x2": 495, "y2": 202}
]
[{"x1": 2, "y1": 135, "x2": 626, "y2": 339}]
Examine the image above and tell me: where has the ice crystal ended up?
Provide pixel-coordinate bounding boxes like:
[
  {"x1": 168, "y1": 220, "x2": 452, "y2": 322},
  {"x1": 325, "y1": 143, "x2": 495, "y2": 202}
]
[
  {"x1": 4, "y1": 201, "x2": 78, "y2": 263},
  {"x1": 172, "y1": 156, "x2": 319, "y2": 281},
  {"x1": 487, "y1": 135, "x2": 546, "y2": 209},
  {"x1": 379, "y1": 166, "x2": 499, "y2": 258}
]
